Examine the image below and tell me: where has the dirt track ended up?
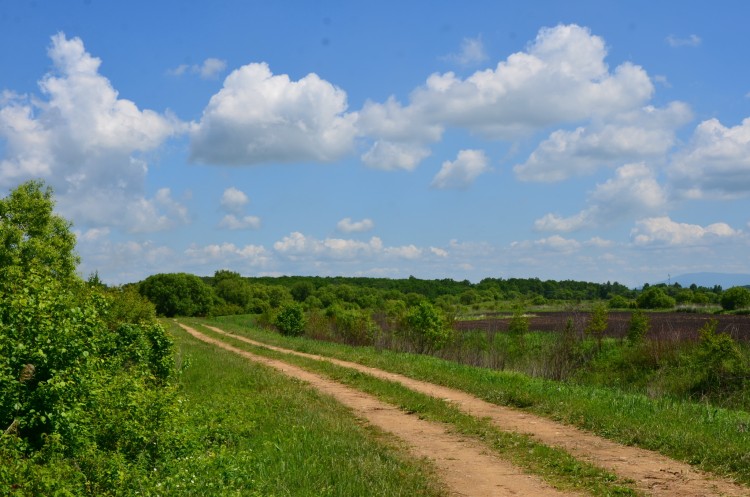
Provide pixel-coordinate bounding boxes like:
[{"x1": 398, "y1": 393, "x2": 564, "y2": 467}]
[
  {"x1": 183, "y1": 323, "x2": 750, "y2": 497},
  {"x1": 179, "y1": 323, "x2": 575, "y2": 497}
]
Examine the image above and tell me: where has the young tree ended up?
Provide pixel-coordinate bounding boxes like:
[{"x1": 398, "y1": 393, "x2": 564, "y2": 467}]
[
  {"x1": 0, "y1": 180, "x2": 78, "y2": 283},
  {"x1": 402, "y1": 301, "x2": 452, "y2": 353},
  {"x1": 585, "y1": 302, "x2": 609, "y2": 351}
]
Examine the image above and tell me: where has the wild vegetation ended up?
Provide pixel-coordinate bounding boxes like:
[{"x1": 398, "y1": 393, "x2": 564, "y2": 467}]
[{"x1": 3, "y1": 181, "x2": 750, "y2": 493}]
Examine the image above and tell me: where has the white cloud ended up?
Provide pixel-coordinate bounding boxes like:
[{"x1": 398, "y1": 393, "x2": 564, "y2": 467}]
[
  {"x1": 184, "y1": 242, "x2": 269, "y2": 266},
  {"x1": 431, "y1": 149, "x2": 490, "y2": 189},
  {"x1": 218, "y1": 214, "x2": 261, "y2": 230},
  {"x1": 534, "y1": 162, "x2": 667, "y2": 232},
  {"x1": 666, "y1": 34, "x2": 702, "y2": 47},
  {"x1": 337, "y1": 217, "x2": 374, "y2": 233},
  {"x1": 220, "y1": 186, "x2": 249, "y2": 213},
  {"x1": 0, "y1": 33, "x2": 184, "y2": 233},
  {"x1": 273, "y1": 232, "x2": 425, "y2": 261},
  {"x1": 511, "y1": 235, "x2": 582, "y2": 253},
  {"x1": 669, "y1": 117, "x2": 750, "y2": 198},
  {"x1": 198, "y1": 58, "x2": 227, "y2": 79},
  {"x1": 274, "y1": 232, "x2": 383, "y2": 259},
  {"x1": 515, "y1": 102, "x2": 691, "y2": 182},
  {"x1": 585, "y1": 236, "x2": 615, "y2": 248},
  {"x1": 359, "y1": 24, "x2": 653, "y2": 171},
  {"x1": 442, "y1": 36, "x2": 488, "y2": 66},
  {"x1": 361, "y1": 140, "x2": 432, "y2": 171},
  {"x1": 190, "y1": 62, "x2": 357, "y2": 165},
  {"x1": 430, "y1": 247, "x2": 449, "y2": 257},
  {"x1": 631, "y1": 217, "x2": 740, "y2": 246},
  {"x1": 168, "y1": 57, "x2": 227, "y2": 79},
  {"x1": 384, "y1": 244, "x2": 422, "y2": 259}
]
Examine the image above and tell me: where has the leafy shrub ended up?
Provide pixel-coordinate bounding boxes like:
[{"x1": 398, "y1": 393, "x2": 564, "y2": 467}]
[
  {"x1": 608, "y1": 295, "x2": 631, "y2": 309},
  {"x1": 139, "y1": 272, "x2": 215, "y2": 317},
  {"x1": 693, "y1": 319, "x2": 748, "y2": 394},
  {"x1": 636, "y1": 288, "x2": 676, "y2": 309},
  {"x1": 720, "y1": 286, "x2": 750, "y2": 311},
  {"x1": 401, "y1": 301, "x2": 453, "y2": 353},
  {"x1": 274, "y1": 303, "x2": 307, "y2": 336},
  {"x1": 508, "y1": 305, "x2": 529, "y2": 335},
  {"x1": 626, "y1": 309, "x2": 650, "y2": 345}
]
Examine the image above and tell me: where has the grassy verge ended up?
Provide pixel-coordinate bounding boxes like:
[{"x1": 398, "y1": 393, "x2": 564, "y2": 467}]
[
  {"x1": 199, "y1": 314, "x2": 750, "y2": 486},
  {"x1": 186, "y1": 319, "x2": 641, "y2": 496},
  {"x1": 162, "y1": 320, "x2": 448, "y2": 497}
]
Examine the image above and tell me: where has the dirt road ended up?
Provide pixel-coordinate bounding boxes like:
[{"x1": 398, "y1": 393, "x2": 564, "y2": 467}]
[
  {"x1": 184, "y1": 322, "x2": 750, "y2": 497},
  {"x1": 179, "y1": 323, "x2": 577, "y2": 497}
]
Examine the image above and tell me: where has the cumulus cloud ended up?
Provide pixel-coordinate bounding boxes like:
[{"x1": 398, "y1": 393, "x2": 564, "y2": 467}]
[
  {"x1": 534, "y1": 162, "x2": 667, "y2": 232},
  {"x1": 337, "y1": 217, "x2": 374, "y2": 233},
  {"x1": 219, "y1": 214, "x2": 261, "y2": 230},
  {"x1": 0, "y1": 33, "x2": 185, "y2": 232},
  {"x1": 431, "y1": 149, "x2": 490, "y2": 189},
  {"x1": 430, "y1": 247, "x2": 449, "y2": 257},
  {"x1": 631, "y1": 217, "x2": 740, "y2": 246},
  {"x1": 515, "y1": 102, "x2": 692, "y2": 182},
  {"x1": 359, "y1": 24, "x2": 653, "y2": 170},
  {"x1": 273, "y1": 232, "x2": 425, "y2": 261},
  {"x1": 512, "y1": 235, "x2": 582, "y2": 253},
  {"x1": 169, "y1": 57, "x2": 227, "y2": 79},
  {"x1": 669, "y1": 117, "x2": 750, "y2": 198},
  {"x1": 190, "y1": 62, "x2": 357, "y2": 165},
  {"x1": 220, "y1": 187, "x2": 249, "y2": 213},
  {"x1": 184, "y1": 242, "x2": 269, "y2": 266},
  {"x1": 442, "y1": 36, "x2": 489, "y2": 66}
]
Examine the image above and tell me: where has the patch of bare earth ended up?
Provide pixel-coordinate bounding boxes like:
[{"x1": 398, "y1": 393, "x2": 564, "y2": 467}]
[
  {"x1": 179, "y1": 323, "x2": 577, "y2": 497},
  {"x1": 203, "y1": 324, "x2": 750, "y2": 497}
]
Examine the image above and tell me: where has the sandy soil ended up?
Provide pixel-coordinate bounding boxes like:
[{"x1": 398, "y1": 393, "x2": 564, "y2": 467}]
[
  {"x1": 201, "y1": 324, "x2": 750, "y2": 497},
  {"x1": 179, "y1": 323, "x2": 577, "y2": 497}
]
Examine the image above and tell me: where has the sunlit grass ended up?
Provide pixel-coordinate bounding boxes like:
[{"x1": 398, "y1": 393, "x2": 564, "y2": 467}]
[{"x1": 162, "y1": 320, "x2": 448, "y2": 497}]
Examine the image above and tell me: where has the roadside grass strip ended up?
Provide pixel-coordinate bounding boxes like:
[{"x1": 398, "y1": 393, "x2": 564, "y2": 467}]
[
  {"x1": 199, "y1": 315, "x2": 750, "y2": 490},
  {"x1": 184, "y1": 319, "x2": 642, "y2": 497},
  {"x1": 166, "y1": 321, "x2": 449, "y2": 497}
]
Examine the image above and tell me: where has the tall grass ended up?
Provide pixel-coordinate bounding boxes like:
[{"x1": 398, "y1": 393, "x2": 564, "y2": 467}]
[{"x1": 202, "y1": 315, "x2": 750, "y2": 486}]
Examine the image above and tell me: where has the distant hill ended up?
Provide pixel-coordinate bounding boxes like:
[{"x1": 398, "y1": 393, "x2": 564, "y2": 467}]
[{"x1": 657, "y1": 272, "x2": 750, "y2": 289}]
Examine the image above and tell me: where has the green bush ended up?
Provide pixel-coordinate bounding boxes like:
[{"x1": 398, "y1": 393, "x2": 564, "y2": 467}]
[
  {"x1": 401, "y1": 301, "x2": 453, "y2": 353},
  {"x1": 274, "y1": 303, "x2": 307, "y2": 336},
  {"x1": 139, "y1": 272, "x2": 215, "y2": 317},
  {"x1": 720, "y1": 286, "x2": 750, "y2": 311},
  {"x1": 636, "y1": 288, "x2": 675, "y2": 309},
  {"x1": 0, "y1": 182, "x2": 182, "y2": 494}
]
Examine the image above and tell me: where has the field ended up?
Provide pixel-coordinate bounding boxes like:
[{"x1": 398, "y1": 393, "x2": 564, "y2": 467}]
[{"x1": 455, "y1": 310, "x2": 750, "y2": 341}]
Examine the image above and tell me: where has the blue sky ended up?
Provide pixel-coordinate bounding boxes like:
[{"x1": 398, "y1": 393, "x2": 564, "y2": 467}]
[{"x1": 2, "y1": 0, "x2": 750, "y2": 287}]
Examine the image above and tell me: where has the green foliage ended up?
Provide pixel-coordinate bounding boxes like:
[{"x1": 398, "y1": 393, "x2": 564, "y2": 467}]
[
  {"x1": 636, "y1": 287, "x2": 676, "y2": 309},
  {"x1": 139, "y1": 272, "x2": 214, "y2": 317},
  {"x1": 507, "y1": 305, "x2": 529, "y2": 335},
  {"x1": 585, "y1": 303, "x2": 609, "y2": 351},
  {"x1": 274, "y1": 302, "x2": 306, "y2": 336},
  {"x1": 693, "y1": 319, "x2": 748, "y2": 394},
  {"x1": 0, "y1": 182, "x2": 181, "y2": 494},
  {"x1": 626, "y1": 309, "x2": 650, "y2": 345},
  {"x1": 720, "y1": 286, "x2": 750, "y2": 311},
  {"x1": 401, "y1": 301, "x2": 453, "y2": 353},
  {"x1": 326, "y1": 305, "x2": 380, "y2": 345},
  {"x1": 608, "y1": 295, "x2": 632, "y2": 309},
  {"x1": 0, "y1": 180, "x2": 79, "y2": 284}
]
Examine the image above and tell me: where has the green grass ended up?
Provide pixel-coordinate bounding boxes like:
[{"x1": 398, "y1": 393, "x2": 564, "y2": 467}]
[
  {"x1": 186, "y1": 319, "x2": 641, "y2": 496},
  {"x1": 199, "y1": 314, "x2": 750, "y2": 487},
  {"x1": 160, "y1": 320, "x2": 448, "y2": 497}
]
